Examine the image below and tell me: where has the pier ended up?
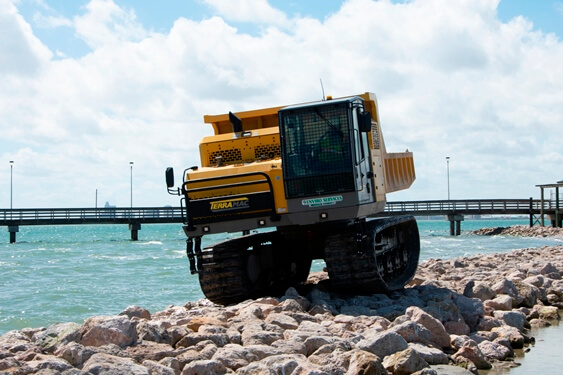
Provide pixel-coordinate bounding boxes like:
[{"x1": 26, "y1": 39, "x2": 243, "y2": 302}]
[
  {"x1": 1, "y1": 199, "x2": 561, "y2": 242},
  {"x1": 1, "y1": 207, "x2": 183, "y2": 243}
]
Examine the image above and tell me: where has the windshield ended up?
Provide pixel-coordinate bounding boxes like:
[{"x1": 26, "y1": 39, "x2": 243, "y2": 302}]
[{"x1": 280, "y1": 102, "x2": 355, "y2": 198}]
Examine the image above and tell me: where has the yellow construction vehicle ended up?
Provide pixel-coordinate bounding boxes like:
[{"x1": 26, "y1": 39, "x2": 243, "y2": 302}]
[{"x1": 166, "y1": 92, "x2": 419, "y2": 305}]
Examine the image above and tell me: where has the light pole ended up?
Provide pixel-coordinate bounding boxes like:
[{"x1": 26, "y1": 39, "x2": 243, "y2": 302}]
[
  {"x1": 10, "y1": 161, "x2": 14, "y2": 209},
  {"x1": 446, "y1": 156, "x2": 450, "y2": 200},
  {"x1": 130, "y1": 161, "x2": 134, "y2": 208}
]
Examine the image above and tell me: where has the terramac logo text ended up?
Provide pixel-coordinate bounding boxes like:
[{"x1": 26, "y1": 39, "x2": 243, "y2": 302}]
[{"x1": 210, "y1": 198, "x2": 250, "y2": 212}]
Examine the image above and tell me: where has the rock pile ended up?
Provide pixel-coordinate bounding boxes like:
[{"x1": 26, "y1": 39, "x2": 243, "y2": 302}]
[
  {"x1": 1, "y1": 245, "x2": 562, "y2": 375},
  {"x1": 472, "y1": 225, "x2": 563, "y2": 237}
]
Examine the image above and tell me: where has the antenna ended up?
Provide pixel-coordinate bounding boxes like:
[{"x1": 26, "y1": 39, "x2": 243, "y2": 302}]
[{"x1": 320, "y1": 79, "x2": 325, "y2": 101}]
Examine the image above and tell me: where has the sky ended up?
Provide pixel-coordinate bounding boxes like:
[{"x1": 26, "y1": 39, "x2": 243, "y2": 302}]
[{"x1": 1, "y1": 0, "x2": 562, "y2": 209}]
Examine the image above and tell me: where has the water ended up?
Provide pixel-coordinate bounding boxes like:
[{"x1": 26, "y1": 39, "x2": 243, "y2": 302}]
[
  {"x1": 1, "y1": 219, "x2": 561, "y2": 336},
  {"x1": 481, "y1": 318, "x2": 563, "y2": 375}
]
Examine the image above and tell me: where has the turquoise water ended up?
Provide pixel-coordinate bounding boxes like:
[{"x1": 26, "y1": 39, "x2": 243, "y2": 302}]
[{"x1": 1, "y1": 219, "x2": 562, "y2": 335}]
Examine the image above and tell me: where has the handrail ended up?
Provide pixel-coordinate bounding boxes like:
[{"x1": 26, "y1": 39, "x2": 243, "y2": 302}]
[
  {"x1": 383, "y1": 199, "x2": 550, "y2": 214},
  {"x1": 0, "y1": 206, "x2": 184, "y2": 225}
]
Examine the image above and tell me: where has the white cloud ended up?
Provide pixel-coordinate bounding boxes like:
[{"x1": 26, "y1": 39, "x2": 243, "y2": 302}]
[
  {"x1": 1, "y1": 0, "x2": 562, "y2": 208},
  {"x1": 73, "y1": 0, "x2": 147, "y2": 48},
  {"x1": 0, "y1": 0, "x2": 52, "y2": 75},
  {"x1": 202, "y1": 0, "x2": 290, "y2": 27}
]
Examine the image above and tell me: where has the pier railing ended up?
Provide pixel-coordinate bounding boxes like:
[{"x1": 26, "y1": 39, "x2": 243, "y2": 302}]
[
  {"x1": 382, "y1": 199, "x2": 546, "y2": 216},
  {"x1": 0, "y1": 199, "x2": 555, "y2": 226},
  {"x1": 0, "y1": 206, "x2": 184, "y2": 226},
  {"x1": 1, "y1": 199, "x2": 558, "y2": 242}
]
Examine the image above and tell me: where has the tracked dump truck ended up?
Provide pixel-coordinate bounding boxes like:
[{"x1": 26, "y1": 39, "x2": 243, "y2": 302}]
[{"x1": 166, "y1": 92, "x2": 419, "y2": 305}]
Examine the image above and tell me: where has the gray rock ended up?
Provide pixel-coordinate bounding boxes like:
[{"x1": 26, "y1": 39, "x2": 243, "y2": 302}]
[
  {"x1": 408, "y1": 343, "x2": 448, "y2": 365},
  {"x1": 405, "y1": 306, "x2": 451, "y2": 349},
  {"x1": 0, "y1": 330, "x2": 32, "y2": 352},
  {"x1": 241, "y1": 327, "x2": 282, "y2": 346},
  {"x1": 82, "y1": 353, "x2": 150, "y2": 374},
  {"x1": 388, "y1": 320, "x2": 432, "y2": 345},
  {"x1": 175, "y1": 332, "x2": 229, "y2": 348},
  {"x1": 383, "y1": 347, "x2": 429, "y2": 375},
  {"x1": 492, "y1": 278, "x2": 521, "y2": 303},
  {"x1": 180, "y1": 359, "x2": 227, "y2": 375},
  {"x1": 478, "y1": 340, "x2": 513, "y2": 361},
  {"x1": 423, "y1": 300, "x2": 464, "y2": 324},
  {"x1": 142, "y1": 359, "x2": 177, "y2": 375},
  {"x1": 264, "y1": 313, "x2": 299, "y2": 330},
  {"x1": 344, "y1": 349, "x2": 387, "y2": 375},
  {"x1": 533, "y1": 305, "x2": 560, "y2": 320},
  {"x1": 79, "y1": 315, "x2": 138, "y2": 348},
  {"x1": 513, "y1": 280, "x2": 542, "y2": 307},
  {"x1": 26, "y1": 354, "x2": 74, "y2": 373},
  {"x1": 492, "y1": 310, "x2": 529, "y2": 331},
  {"x1": 429, "y1": 364, "x2": 475, "y2": 375},
  {"x1": 443, "y1": 321, "x2": 470, "y2": 336},
  {"x1": 136, "y1": 320, "x2": 171, "y2": 344},
  {"x1": 491, "y1": 325, "x2": 525, "y2": 349},
  {"x1": 523, "y1": 275, "x2": 545, "y2": 288},
  {"x1": 235, "y1": 354, "x2": 311, "y2": 375},
  {"x1": 452, "y1": 341, "x2": 491, "y2": 370},
  {"x1": 453, "y1": 295, "x2": 484, "y2": 331},
  {"x1": 270, "y1": 338, "x2": 307, "y2": 356},
  {"x1": 120, "y1": 305, "x2": 151, "y2": 320},
  {"x1": 32, "y1": 322, "x2": 81, "y2": 353},
  {"x1": 211, "y1": 343, "x2": 258, "y2": 370},
  {"x1": 475, "y1": 316, "x2": 502, "y2": 331},
  {"x1": 484, "y1": 294, "x2": 514, "y2": 311},
  {"x1": 356, "y1": 331, "x2": 409, "y2": 359},
  {"x1": 463, "y1": 281, "x2": 496, "y2": 301},
  {"x1": 54, "y1": 341, "x2": 94, "y2": 367},
  {"x1": 158, "y1": 357, "x2": 181, "y2": 375}
]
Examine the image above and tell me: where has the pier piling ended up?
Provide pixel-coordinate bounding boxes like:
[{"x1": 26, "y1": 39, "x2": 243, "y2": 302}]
[
  {"x1": 8, "y1": 226, "x2": 18, "y2": 243},
  {"x1": 447, "y1": 214, "x2": 464, "y2": 236},
  {"x1": 129, "y1": 223, "x2": 141, "y2": 241}
]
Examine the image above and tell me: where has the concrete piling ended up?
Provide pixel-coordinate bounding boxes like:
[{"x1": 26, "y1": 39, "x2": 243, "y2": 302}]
[
  {"x1": 129, "y1": 223, "x2": 141, "y2": 241},
  {"x1": 447, "y1": 214, "x2": 464, "y2": 236}
]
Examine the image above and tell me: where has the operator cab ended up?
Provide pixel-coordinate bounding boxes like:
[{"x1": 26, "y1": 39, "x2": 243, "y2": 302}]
[{"x1": 279, "y1": 96, "x2": 374, "y2": 211}]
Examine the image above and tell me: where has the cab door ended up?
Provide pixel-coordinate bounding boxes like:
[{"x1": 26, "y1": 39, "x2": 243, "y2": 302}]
[{"x1": 353, "y1": 109, "x2": 375, "y2": 204}]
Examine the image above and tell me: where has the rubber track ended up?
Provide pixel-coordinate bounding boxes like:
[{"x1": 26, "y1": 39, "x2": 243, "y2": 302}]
[
  {"x1": 197, "y1": 235, "x2": 255, "y2": 305},
  {"x1": 325, "y1": 216, "x2": 420, "y2": 294},
  {"x1": 197, "y1": 231, "x2": 312, "y2": 305}
]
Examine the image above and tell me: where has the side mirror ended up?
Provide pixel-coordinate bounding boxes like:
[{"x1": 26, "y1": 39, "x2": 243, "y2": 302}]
[
  {"x1": 359, "y1": 111, "x2": 372, "y2": 132},
  {"x1": 165, "y1": 167, "x2": 175, "y2": 188}
]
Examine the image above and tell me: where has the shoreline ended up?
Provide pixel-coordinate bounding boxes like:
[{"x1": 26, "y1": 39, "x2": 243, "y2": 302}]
[{"x1": 1, "y1": 227, "x2": 562, "y2": 374}]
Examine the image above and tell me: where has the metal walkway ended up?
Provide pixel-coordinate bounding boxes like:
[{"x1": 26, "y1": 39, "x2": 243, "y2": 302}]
[{"x1": 1, "y1": 199, "x2": 560, "y2": 242}]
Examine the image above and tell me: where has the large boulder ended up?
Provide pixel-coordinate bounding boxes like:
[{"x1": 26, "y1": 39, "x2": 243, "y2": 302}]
[
  {"x1": 513, "y1": 281, "x2": 542, "y2": 307},
  {"x1": 32, "y1": 322, "x2": 81, "y2": 353},
  {"x1": 383, "y1": 347, "x2": 429, "y2": 375},
  {"x1": 79, "y1": 315, "x2": 138, "y2": 347},
  {"x1": 408, "y1": 343, "x2": 449, "y2": 365},
  {"x1": 405, "y1": 306, "x2": 451, "y2": 349},
  {"x1": 463, "y1": 281, "x2": 496, "y2": 302},
  {"x1": 453, "y1": 295, "x2": 484, "y2": 331},
  {"x1": 356, "y1": 331, "x2": 409, "y2": 359},
  {"x1": 492, "y1": 310, "x2": 529, "y2": 331},
  {"x1": 478, "y1": 340, "x2": 513, "y2": 361},
  {"x1": 452, "y1": 341, "x2": 491, "y2": 370},
  {"x1": 82, "y1": 353, "x2": 150, "y2": 374}
]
